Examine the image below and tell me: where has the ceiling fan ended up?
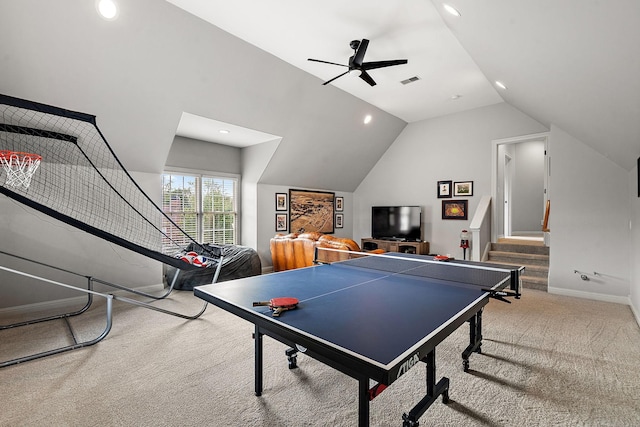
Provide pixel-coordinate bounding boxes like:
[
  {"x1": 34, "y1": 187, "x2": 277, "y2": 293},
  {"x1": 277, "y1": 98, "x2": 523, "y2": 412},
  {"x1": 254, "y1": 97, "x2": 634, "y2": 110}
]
[{"x1": 308, "y1": 39, "x2": 408, "y2": 87}]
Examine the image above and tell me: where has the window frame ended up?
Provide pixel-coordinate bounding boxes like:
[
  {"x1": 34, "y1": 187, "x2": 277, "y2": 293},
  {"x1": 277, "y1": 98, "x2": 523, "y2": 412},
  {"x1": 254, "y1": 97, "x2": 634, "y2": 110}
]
[{"x1": 162, "y1": 167, "x2": 240, "y2": 249}]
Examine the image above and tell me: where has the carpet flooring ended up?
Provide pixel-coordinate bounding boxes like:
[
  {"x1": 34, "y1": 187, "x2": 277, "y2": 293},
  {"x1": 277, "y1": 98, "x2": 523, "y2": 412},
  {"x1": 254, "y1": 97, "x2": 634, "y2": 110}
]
[{"x1": 1, "y1": 288, "x2": 639, "y2": 426}]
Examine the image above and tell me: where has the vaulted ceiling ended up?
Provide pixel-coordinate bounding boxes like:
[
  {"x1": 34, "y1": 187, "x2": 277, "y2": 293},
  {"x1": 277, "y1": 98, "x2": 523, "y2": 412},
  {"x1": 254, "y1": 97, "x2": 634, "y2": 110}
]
[{"x1": 167, "y1": 0, "x2": 640, "y2": 171}]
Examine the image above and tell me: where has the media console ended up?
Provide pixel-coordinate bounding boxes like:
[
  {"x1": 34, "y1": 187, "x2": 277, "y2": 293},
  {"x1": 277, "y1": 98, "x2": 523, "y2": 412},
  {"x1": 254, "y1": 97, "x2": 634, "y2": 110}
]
[{"x1": 361, "y1": 238, "x2": 429, "y2": 255}]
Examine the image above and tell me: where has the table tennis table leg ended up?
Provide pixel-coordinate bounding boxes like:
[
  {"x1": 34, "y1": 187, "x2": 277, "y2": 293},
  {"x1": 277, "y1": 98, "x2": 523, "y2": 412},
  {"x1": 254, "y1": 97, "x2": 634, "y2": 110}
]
[
  {"x1": 462, "y1": 308, "x2": 483, "y2": 372},
  {"x1": 357, "y1": 377, "x2": 370, "y2": 427},
  {"x1": 254, "y1": 325, "x2": 263, "y2": 396},
  {"x1": 402, "y1": 349, "x2": 449, "y2": 426}
]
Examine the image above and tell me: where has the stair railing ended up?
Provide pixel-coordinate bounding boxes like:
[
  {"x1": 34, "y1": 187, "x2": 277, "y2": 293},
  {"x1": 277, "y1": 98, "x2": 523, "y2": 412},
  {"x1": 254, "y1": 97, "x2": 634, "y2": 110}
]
[{"x1": 469, "y1": 195, "x2": 492, "y2": 262}]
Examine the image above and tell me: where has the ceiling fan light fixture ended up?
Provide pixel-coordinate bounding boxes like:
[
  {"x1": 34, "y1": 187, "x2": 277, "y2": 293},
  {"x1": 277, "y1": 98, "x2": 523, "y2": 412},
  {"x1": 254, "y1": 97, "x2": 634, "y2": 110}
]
[
  {"x1": 443, "y1": 4, "x2": 461, "y2": 17},
  {"x1": 349, "y1": 69, "x2": 362, "y2": 77}
]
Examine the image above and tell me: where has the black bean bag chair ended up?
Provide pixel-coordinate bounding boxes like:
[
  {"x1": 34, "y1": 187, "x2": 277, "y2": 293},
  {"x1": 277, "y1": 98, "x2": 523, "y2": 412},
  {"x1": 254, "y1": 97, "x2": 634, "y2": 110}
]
[{"x1": 163, "y1": 243, "x2": 261, "y2": 291}]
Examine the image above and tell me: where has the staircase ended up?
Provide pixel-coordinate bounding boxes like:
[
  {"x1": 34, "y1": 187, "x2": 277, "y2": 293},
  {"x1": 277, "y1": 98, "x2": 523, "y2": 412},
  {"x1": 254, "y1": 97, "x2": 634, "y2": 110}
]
[{"x1": 486, "y1": 238, "x2": 549, "y2": 291}]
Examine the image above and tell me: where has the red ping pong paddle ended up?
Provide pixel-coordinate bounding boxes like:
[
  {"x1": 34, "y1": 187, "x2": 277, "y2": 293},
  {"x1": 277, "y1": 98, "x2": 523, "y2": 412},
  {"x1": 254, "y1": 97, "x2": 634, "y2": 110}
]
[
  {"x1": 433, "y1": 255, "x2": 450, "y2": 261},
  {"x1": 252, "y1": 297, "x2": 299, "y2": 317}
]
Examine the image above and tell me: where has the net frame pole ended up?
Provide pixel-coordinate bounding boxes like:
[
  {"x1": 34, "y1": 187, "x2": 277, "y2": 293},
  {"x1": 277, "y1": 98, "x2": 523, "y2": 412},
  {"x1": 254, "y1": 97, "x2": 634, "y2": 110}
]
[
  {"x1": 0, "y1": 265, "x2": 113, "y2": 368},
  {"x1": 0, "y1": 254, "x2": 219, "y2": 368}
]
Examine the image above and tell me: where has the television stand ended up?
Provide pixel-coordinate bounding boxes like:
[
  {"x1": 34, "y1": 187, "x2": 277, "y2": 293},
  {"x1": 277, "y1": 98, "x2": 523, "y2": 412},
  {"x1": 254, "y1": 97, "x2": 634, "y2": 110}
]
[{"x1": 361, "y1": 238, "x2": 429, "y2": 255}]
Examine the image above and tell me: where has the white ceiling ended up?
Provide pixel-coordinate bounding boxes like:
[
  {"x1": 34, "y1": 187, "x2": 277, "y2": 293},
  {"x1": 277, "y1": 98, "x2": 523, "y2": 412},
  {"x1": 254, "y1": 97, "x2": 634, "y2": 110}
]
[{"x1": 166, "y1": 0, "x2": 640, "y2": 171}]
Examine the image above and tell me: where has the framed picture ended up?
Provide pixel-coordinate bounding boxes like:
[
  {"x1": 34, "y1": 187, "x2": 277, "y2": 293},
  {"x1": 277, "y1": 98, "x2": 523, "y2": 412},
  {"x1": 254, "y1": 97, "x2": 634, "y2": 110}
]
[
  {"x1": 335, "y1": 196, "x2": 344, "y2": 212},
  {"x1": 289, "y1": 189, "x2": 335, "y2": 234},
  {"x1": 275, "y1": 213, "x2": 288, "y2": 232},
  {"x1": 275, "y1": 193, "x2": 287, "y2": 211},
  {"x1": 442, "y1": 200, "x2": 468, "y2": 220},
  {"x1": 335, "y1": 213, "x2": 344, "y2": 228},
  {"x1": 437, "y1": 180, "x2": 452, "y2": 198},
  {"x1": 453, "y1": 181, "x2": 473, "y2": 197}
]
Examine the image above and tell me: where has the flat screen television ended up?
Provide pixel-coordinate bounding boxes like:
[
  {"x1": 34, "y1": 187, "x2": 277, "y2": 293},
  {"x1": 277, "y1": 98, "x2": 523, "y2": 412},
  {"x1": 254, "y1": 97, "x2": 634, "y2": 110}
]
[{"x1": 371, "y1": 206, "x2": 422, "y2": 241}]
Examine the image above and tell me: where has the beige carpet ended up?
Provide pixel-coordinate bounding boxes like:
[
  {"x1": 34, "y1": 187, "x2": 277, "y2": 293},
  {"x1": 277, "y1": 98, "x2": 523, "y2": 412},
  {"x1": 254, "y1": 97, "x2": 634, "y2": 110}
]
[{"x1": 1, "y1": 288, "x2": 639, "y2": 426}]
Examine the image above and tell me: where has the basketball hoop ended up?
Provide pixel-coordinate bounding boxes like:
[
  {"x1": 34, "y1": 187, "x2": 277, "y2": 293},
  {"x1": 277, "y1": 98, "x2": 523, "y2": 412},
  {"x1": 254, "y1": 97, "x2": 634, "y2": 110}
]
[{"x1": 0, "y1": 150, "x2": 42, "y2": 189}]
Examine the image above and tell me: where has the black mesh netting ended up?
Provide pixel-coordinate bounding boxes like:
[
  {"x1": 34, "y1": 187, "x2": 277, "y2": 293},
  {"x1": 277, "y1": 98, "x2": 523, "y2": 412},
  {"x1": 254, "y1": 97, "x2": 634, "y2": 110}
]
[{"x1": 0, "y1": 94, "x2": 202, "y2": 270}]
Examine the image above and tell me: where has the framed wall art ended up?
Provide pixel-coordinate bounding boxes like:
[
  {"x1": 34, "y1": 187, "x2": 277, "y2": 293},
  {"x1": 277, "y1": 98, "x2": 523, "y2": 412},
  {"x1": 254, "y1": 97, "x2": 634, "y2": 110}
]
[
  {"x1": 275, "y1": 193, "x2": 287, "y2": 211},
  {"x1": 276, "y1": 213, "x2": 288, "y2": 232},
  {"x1": 335, "y1": 213, "x2": 344, "y2": 228},
  {"x1": 453, "y1": 181, "x2": 473, "y2": 197},
  {"x1": 289, "y1": 189, "x2": 335, "y2": 234},
  {"x1": 437, "y1": 180, "x2": 452, "y2": 198},
  {"x1": 442, "y1": 200, "x2": 468, "y2": 220},
  {"x1": 335, "y1": 196, "x2": 344, "y2": 212}
]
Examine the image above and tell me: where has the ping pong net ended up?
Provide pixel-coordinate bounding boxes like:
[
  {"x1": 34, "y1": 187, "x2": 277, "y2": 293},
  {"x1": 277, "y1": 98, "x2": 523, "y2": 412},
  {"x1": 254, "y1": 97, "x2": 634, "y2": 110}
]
[{"x1": 315, "y1": 247, "x2": 521, "y2": 295}]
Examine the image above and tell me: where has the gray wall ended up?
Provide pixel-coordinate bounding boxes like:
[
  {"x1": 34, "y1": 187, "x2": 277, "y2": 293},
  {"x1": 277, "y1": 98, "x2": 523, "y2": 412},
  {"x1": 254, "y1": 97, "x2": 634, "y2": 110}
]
[
  {"x1": 0, "y1": 0, "x2": 406, "y2": 189},
  {"x1": 354, "y1": 103, "x2": 548, "y2": 257},
  {"x1": 0, "y1": 172, "x2": 161, "y2": 308},
  {"x1": 512, "y1": 140, "x2": 545, "y2": 233},
  {"x1": 0, "y1": 0, "x2": 637, "y2": 321},
  {"x1": 548, "y1": 125, "x2": 631, "y2": 298},
  {"x1": 631, "y1": 163, "x2": 640, "y2": 322},
  {"x1": 166, "y1": 136, "x2": 242, "y2": 174}
]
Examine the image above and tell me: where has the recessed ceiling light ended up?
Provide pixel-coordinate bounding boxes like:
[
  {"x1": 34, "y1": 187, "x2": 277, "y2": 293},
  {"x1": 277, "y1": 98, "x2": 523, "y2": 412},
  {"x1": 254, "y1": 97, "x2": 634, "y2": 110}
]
[
  {"x1": 443, "y1": 4, "x2": 461, "y2": 17},
  {"x1": 451, "y1": 94, "x2": 462, "y2": 100},
  {"x1": 219, "y1": 129, "x2": 230, "y2": 134},
  {"x1": 363, "y1": 115, "x2": 372, "y2": 124},
  {"x1": 495, "y1": 81, "x2": 507, "y2": 90},
  {"x1": 96, "y1": 0, "x2": 118, "y2": 20}
]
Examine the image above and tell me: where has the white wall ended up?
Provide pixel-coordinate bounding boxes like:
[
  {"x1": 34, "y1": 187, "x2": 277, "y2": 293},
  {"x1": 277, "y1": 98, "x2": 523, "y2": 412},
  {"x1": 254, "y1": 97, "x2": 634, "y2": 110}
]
[
  {"x1": 630, "y1": 162, "x2": 640, "y2": 323},
  {"x1": 354, "y1": 102, "x2": 548, "y2": 258},
  {"x1": 547, "y1": 125, "x2": 630, "y2": 300}
]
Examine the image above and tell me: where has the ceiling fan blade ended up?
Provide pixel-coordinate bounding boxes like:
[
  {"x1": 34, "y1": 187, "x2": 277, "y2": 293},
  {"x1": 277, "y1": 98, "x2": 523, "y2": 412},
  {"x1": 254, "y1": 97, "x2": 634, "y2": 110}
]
[
  {"x1": 308, "y1": 58, "x2": 348, "y2": 67},
  {"x1": 361, "y1": 59, "x2": 408, "y2": 71},
  {"x1": 352, "y1": 39, "x2": 369, "y2": 67},
  {"x1": 322, "y1": 70, "x2": 350, "y2": 85},
  {"x1": 359, "y1": 70, "x2": 377, "y2": 86}
]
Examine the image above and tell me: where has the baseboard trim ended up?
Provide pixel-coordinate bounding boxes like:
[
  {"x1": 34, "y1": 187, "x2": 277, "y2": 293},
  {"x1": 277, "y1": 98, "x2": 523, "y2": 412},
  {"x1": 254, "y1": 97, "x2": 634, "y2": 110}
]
[
  {"x1": 0, "y1": 283, "x2": 165, "y2": 316},
  {"x1": 630, "y1": 301, "x2": 640, "y2": 329},
  {"x1": 547, "y1": 286, "x2": 631, "y2": 306}
]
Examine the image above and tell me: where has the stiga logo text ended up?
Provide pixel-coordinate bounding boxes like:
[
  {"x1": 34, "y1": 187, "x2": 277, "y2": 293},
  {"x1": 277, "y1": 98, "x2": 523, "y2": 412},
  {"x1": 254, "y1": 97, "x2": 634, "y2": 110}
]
[{"x1": 396, "y1": 353, "x2": 420, "y2": 380}]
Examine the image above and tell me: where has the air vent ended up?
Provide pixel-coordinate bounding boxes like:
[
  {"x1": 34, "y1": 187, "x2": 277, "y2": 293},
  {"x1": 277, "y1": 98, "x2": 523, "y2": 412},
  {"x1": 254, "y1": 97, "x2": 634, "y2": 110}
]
[{"x1": 401, "y1": 76, "x2": 421, "y2": 85}]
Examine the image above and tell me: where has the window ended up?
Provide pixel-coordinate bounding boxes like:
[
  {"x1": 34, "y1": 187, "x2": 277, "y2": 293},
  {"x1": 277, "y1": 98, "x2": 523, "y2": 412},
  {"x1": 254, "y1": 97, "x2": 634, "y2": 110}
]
[{"x1": 161, "y1": 172, "x2": 237, "y2": 252}]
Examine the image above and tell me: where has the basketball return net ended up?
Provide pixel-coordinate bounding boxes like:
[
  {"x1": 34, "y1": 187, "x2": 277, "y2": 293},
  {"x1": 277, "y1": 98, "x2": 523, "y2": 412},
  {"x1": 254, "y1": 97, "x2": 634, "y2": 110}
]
[{"x1": 0, "y1": 94, "x2": 204, "y2": 270}]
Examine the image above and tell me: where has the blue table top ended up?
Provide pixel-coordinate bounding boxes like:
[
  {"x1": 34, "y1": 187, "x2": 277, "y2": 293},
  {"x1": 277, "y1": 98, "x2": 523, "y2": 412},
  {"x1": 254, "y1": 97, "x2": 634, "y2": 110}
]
[{"x1": 195, "y1": 255, "x2": 514, "y2": 368}]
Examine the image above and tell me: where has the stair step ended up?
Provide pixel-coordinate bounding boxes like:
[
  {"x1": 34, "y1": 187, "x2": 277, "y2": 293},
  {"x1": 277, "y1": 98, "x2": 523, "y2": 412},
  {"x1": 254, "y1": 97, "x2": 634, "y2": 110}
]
[
  {"x1": 488, "y1": 250, "x2": 549, "y2": 266},
  {"x1": 486, "y1": 242, "x2": 549, "y2": 292},
  {"x1": 486, "y1": 261, "x2": 548, "y2": 278},
  {"x1": 491, "y1": 242, "x2": 549, "y2": 255},
  {"x1": 521, "y1": 275, "x2": 548, "y2": 292}
]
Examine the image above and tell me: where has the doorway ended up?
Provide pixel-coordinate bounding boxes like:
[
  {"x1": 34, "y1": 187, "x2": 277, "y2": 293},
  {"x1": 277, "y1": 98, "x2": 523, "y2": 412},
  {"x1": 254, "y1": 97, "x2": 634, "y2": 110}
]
[{"x1": 492, "y1": 133, "x2": 549, "y2": 244}]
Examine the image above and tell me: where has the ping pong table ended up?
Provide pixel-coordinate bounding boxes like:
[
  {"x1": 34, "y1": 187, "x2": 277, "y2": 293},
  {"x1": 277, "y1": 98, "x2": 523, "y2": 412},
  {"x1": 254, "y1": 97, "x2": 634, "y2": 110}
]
[{"x1": 194, "y1": 250, "x2": 523, "y2": 426}]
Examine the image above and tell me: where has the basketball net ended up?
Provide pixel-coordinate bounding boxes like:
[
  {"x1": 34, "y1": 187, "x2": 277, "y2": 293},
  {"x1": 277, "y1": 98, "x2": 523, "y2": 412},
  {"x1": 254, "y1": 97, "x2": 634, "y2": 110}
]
[{"x1": 0, "y1": 150, "x2": 42, "y2": 189}]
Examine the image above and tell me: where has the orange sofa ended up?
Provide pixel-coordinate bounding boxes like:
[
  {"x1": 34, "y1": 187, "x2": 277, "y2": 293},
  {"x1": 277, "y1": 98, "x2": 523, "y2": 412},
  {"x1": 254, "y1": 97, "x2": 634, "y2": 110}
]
[{"x1": 270, "y1": 232, "x2": 377, "y2": 272}]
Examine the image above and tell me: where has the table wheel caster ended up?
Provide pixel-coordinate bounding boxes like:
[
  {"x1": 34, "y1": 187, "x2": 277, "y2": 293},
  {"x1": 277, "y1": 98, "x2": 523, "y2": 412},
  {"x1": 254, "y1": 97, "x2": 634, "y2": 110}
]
[
  {"x1": 285, "y1": 348, "x2": 298, "y2": 369},
  {"x1": 402, "y1": 413, "x2": 419, "y2": 426}
]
